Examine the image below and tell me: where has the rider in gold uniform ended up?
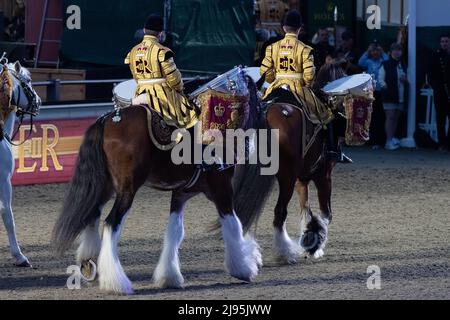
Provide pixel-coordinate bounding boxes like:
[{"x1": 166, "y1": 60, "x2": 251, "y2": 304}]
[
  {"x1": 260, "y1": 10, "x2": 351, "y2": 163},
  {"x1": 261, "y1": 10, "x2": 332, "y2": 122},
  {"x1": 125, "y1": 14, "x2": 198, "y2": 129}
]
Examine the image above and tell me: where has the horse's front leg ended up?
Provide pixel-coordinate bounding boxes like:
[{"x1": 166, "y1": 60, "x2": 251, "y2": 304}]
[
  {"x1": 153, "y1": 191, "x2": 198, "y2": 289},
  {"x1": 206, "y1": 171, "x2": 262, "y2": 282},
  {"x1": 0, "y1": 173, "x2": 31, "y2": 267}
]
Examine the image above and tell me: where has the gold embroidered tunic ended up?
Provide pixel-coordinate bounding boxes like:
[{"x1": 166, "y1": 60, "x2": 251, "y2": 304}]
[
  {"x1": 260, "y1": 33, "x2": 333, "y2": 124},
  {"x1": 125, "y1": 35, "x2": 197, "y2": 128}
]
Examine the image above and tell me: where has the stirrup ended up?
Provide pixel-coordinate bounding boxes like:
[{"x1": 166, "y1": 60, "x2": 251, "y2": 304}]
[
  {"x1": 196, "y1": 163, "x2": 235, "y2": 172},
  {"x1": 196, "y1": 157, "x2": 235, "y2": 172},
  {"x1": 341, "y1": 153, "x2": 353, "y2": 164},
  {"x1": 216, "y1": 163, "x2": 235, "y2": 172},
  {"x1": 327, "y1": 151, "x2": 353, "y2": 164}
]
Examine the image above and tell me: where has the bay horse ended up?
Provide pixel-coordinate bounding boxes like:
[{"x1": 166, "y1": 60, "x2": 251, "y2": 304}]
[
  {"x1": 233, "y1": 63, "x2": 348, "y2": 264},
  {"x1": 0, "y1": 60, "x2": 41, "y2": 267},
  {"x1": 52, "y1": 75, "x2": 262, "y2": 295}
]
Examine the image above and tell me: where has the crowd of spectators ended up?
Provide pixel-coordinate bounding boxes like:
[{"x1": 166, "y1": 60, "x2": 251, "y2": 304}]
[{"x1": 257, "y1": 23, "x2": 450, "y2": 152}]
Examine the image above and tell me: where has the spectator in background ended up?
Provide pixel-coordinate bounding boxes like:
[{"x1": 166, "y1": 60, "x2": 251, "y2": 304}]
[
  {"x1": 335, "y1": 30, "x2": 361, "y2": 75},
  {"x1": 359, "y1": 41, "x2": 389, "y2": 81},
  {"x1": 430, "y1": 33, "x2": 450, "y2": 151},
  {"x1": 313, "y1": 27, "x2": 335, "y2": 69},
  {"x1": 359, "y1": 42, "x2": 389, "y2": 148},
  {"x1": 379, "y1": 43, "x2": 408, "y2": 151},
  {"x1": 337, "y1": 30, "x2": 356, "y2": 63}
]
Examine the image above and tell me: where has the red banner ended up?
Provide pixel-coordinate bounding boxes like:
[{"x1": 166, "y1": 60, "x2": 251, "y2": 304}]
[
  {"x1": 11, "y1": 118, "x2": 95, "y2": 186},
  {"x1": 197, "y1": 90, "x2": 249, "y2": 144}
]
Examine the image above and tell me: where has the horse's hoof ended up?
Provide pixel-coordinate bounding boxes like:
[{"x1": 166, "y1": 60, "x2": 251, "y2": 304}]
[
  {"x1": 80, "y1": 259, "x2": 97, "y2": 281},
  {"x1": 313, "y1": 249, "x2": 325, "y2": 259},
  {"x1": 15, "y1": 261, "x2": 32, "y2": 268},
  {"x1": 234, "y1": 276, "x2": 252, "y2": 284},
  {"x1": 300, "y1": 231, "x2": 319, "y2": 251}
]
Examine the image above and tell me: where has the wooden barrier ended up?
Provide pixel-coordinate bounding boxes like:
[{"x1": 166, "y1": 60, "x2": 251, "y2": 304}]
[{"x1": 29, "y1": 68, "x2": 86, "y2": 102}]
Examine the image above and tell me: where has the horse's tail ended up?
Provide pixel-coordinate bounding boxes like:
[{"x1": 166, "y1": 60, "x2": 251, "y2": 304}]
[
  {"x1": 233, "y1": 114, "x2": 275, "y2": 233},
  {"x1": 233, "y1": 162, "x2": 275, "y2": 234},
  {"x1": 52, "y1": 118, "x2": 112, "y2": 256}
]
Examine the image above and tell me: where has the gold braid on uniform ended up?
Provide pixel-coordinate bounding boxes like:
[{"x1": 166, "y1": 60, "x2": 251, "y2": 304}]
[{"x1": 125, "y1": 35, "x2": 198, "y2": 129}]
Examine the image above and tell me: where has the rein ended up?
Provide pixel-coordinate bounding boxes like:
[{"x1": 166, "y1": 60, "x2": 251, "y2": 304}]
[{"x1": 4, "y1": 111, "x2": 35, "y2": 146}]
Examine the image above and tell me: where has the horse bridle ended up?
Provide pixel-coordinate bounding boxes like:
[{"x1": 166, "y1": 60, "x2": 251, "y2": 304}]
[{"x1": 2, "y1": 67, "x2": 40, "y2": 146}]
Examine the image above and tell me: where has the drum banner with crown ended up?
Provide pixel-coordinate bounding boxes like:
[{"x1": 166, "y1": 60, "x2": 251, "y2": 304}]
[
  {"x1": 196, "y1": 90, "x2": 250, "y2": 144},
  {"x1": 343, "y1": 96, "x2": 373, "y2": 146}
]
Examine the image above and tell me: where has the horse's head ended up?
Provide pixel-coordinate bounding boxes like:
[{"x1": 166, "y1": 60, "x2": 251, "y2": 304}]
[
  {"x1": 313, "y1": 62, "x2": 347, "y2": 111},
  {"x1": 8, "y1": 61, "x2": 42, "y2": 114},
  {"x1": 0, "y1": 61, "x2": 41, "y2": 141}
]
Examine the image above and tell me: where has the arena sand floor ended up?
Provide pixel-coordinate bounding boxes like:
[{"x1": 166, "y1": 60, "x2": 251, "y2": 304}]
[{"x1": 1, "y1": 147, "x2": 449, "y2": 300}]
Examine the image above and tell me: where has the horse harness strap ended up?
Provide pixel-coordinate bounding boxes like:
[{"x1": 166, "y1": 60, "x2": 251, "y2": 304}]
[
  {"x1": 180, "y1": 168, "x2": 202, "y2": 191},
  {"x1": 268, "y1": 102, "x2": 324, "y2": 160}
]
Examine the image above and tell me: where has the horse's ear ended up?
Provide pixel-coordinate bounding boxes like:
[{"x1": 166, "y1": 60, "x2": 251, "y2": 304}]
[{"x1": 14, "y1": 61, "x2": 22, "y2": 73}]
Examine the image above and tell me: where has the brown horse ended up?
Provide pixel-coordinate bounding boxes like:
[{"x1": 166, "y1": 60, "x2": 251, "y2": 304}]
[
  {"x1": 52, "y1": 76, "x2": 263, "y2": 295},
  {"x1": 233, "y1": 63, "x2": 347, "y2": 264}
]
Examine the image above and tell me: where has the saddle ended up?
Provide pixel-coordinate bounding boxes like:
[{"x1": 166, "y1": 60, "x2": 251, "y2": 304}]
[
  {"x1": 135, "y1": 88, "x2": 251, "y2": 151},
  {"x1": 264, "y1": 88, "x2": 326, "y2": 157},
  {"x1": 137, "y1": 104, "x2": 181, "y2": 151}
]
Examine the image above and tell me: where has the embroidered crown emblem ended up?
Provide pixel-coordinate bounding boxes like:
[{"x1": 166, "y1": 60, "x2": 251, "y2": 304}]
[{"x1": 214, "y1": 104, "x2": 226, "y2": 117}]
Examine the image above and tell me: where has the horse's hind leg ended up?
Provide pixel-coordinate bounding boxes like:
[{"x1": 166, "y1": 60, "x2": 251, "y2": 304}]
[
  {"x1": 0, "y1": 173, "x2": 30, "y2": 267},
  {"x1": 301, "y1": 167, "x2": 332, "y2": 259},
  {"x1": 153, "y1": 191, "x2": 198, "y2": 288},
  {"x1": 296, "y1": 179, "x2": 312, "y2": 237},
  {"x1": 272, "y1": 168, "x2": 302, "y2": 264},
  {"x1": 296, "y1": 179, "x2": 317, "y2": 256},
  {"x1": 76, "y1": 204, "x2": 106, "y2": 279},
  {"x1": 76, "y1": 186, "x2": 113, "y2": 278},
  {"x1": 206, "y1": 172, "x2": 261, "y2": 282},
  {"x1": 97, "y1": 192, "x2": 135, "y2": 294}
]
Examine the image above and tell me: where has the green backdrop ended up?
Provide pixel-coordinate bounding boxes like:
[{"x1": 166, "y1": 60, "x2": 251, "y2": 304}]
[
  {"x1": 61, "y1": 0, "x2": 164, "y2": 66},
  {"x1": 61, "y1": 0, "x2": 256, "y2": 73},
  {"x1": 170, "y1": 0, "x2": 256, "y2": 73}
]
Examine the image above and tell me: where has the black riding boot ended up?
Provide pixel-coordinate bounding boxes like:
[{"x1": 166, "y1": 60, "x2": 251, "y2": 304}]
[{"x1": 326, "y1": 122, "x2": 353, "y2": 164}]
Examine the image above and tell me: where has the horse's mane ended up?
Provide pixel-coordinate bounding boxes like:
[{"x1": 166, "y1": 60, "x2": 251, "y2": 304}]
[{"x1": 312, "y1": 63, "x2": 346, "y2": 93}]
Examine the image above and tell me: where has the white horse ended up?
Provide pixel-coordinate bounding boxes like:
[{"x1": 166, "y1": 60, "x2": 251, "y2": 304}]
[{"x1": 0, "y1": 60, "x2": 41, "y2": 267}]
